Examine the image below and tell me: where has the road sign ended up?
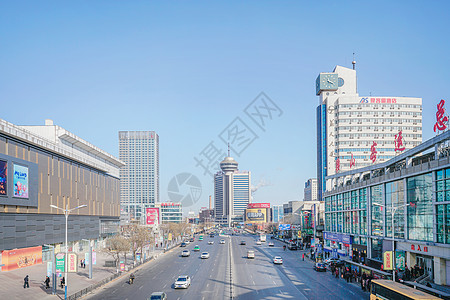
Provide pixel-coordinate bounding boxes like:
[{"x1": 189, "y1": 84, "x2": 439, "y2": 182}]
[{"x1": 278, "y1": 224, "x2": 291, "y2": 231}]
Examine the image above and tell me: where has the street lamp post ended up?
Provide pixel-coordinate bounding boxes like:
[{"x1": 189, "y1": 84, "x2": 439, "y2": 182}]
[
  {"x1": 50, "y1": 204, "x2": 87, "y2": 300},
  {"x1": 373, "y1": 202, "x2": 410, "y2": 282}
]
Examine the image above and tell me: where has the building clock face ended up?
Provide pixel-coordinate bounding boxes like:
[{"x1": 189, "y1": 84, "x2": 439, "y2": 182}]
[
  {"x1": 321, "y1": 74, "x2": 338, "y2": 90},
  {"x1": 338, "y1": 77, "x2": 344, "y2": 87},
  {"x1": 316, "y1": 73, "x2": 338, "y2": 95}
]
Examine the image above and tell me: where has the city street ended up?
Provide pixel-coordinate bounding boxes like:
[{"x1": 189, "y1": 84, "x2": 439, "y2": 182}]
[{"x1": 85, "y1": 233, "x2": 369, "y2": 300}]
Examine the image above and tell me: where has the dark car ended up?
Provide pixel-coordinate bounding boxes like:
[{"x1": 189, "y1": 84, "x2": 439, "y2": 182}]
[
  {"x1": 329, "y1": 259, "x2": 345, "y2": 267},
  {"x1": 240, "y1": 241, "x2": 246, "y2": 245},
  {"x1": 287, "y1": 243, "x2": 297, "y2": 250},
  {"x1": 314, "y1": 262, "x2": 326, "y2": 272}
]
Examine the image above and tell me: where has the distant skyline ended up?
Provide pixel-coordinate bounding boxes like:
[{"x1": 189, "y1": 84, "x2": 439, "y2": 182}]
[{"x1": 1, "y1": 1, "x2": 449, "y2": 214}]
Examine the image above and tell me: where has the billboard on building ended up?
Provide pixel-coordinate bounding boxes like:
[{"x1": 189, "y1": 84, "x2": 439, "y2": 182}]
[
  {"x1": 247, "y1": 203, "x2": 270, "y2": 209},
  {"x1": 0, "y1": 160, "x2": 6, "y2": 195},
  {"x1": 13, "y1": 164, "x2": 28, "y2": 198},
  {"x1": 1, "y1": 246, "x2": 42, "y2": 271},
  {"x1": 146, "y1": 208, "x2": 160, "y2": 225},
  {"x1": 383, "y1": 251, "x2": 393, "y2": 270},
  {"x1": 245, "y1": 208, "x2": 267, "y2": 223}
]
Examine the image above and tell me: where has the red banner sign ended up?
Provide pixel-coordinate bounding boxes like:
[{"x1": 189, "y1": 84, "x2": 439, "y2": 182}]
[
  {"x1": 247, "y1": 203, "x2": 270, "y2": 209},
  {"x1": 146, "y1": 208, "x2": 160, "y2": 225}
]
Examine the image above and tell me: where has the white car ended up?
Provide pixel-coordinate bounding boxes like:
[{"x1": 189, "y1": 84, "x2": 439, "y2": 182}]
[
  {"x1": 201, "y1": 252, "x2": 210, "y2": 259},
  {"x1": 247, "y1": 250, "x2": 255, "y2": 259},
  {"x1": 208, "y1": 241, "x2": 214, "y2": 245},
  {"x1": 181, "y1": 250, "x2": 190, "y2": 257},
  {"x1": 174, "y1": 275, "x2": 191, "y2": 289},
  {"x1": 220, "y1": 239, "x2": 225, "y2": 244},
  {"x1": 268, "y1": 242, "x2": 274, "y2": 247},
  {"x1": 273, "y1": 256, "x2": 283, "y2": 264},
  {"x1": 256, "y1": 240, "x2": 262, "y2": 245}
]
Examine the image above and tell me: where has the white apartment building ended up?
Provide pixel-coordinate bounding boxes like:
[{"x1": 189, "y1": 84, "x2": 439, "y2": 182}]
[
  {"x1": 316, "y1": 65, "x2": 422, "y2": 198},
  {"x1": 119, "y1": 131, "x2": 159, "y2": 221},
  {"x1": 304, "y1": 178, "x2": 318, "y2": 202}
]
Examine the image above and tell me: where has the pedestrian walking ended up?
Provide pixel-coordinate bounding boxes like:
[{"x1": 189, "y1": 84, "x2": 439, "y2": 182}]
[
  {"x1": 80, "y1": 259, "x2": 83, "y2": 268},
  {"x1": 60, "y1": 277, "x2": 65, "y2": 288},
  {"x1": 44, "y1": 276, "x2": 50, "y2": 289},
  {"x1": 335, "y1": 268, "x2": 339, "y2": 278},
  {"x1": 24, "y1": 275, "x2": 30, "y2": 288},
  {"x1": 302, "y1": 253, "x2": 305, "y2": 261},
  {"x1": 361, "y1": 273, "x2": 367, "y2": 291},
  {"x1": 83, "y1": 259, "x2": 86, "y2": 268}
]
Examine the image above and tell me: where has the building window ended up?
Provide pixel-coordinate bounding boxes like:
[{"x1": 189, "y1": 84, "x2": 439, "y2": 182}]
[
  {"x1": 371, "y1": 185, "x2": 384, "y2": 236},
  {"x1": 385, "y1": 180, "x2": 405, "y2": 239},
  {"x1": 407, "y1": 173, "x2": 433, "y2": 241}
]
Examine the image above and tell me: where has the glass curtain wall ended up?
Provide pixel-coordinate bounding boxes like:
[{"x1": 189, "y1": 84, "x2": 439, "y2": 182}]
[
  {"x1": 385, "y1": 180, "x2": 405, "y2": 239},
  {"x1": 371, "y1": 185, "x2": 384, "y2": 236},
  {"x1": 407, "y1": 173, "x2": 433, "y2": 241}
]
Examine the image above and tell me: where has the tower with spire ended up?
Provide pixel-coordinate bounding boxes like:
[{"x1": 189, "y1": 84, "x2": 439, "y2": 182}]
[{"x1": 214, "y1": 148, "x2": 251, "y2": 227}]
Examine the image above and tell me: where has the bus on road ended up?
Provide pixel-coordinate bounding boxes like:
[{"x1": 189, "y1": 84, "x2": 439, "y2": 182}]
[
  {"x1": 260, "y1": 234, "x2": 266, "y2": 242},
  {"x1": 370, "y1": 280, "x2": 441, "y2": 300}
]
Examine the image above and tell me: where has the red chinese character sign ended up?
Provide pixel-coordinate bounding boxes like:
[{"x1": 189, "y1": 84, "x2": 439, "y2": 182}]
[
  {"x1": 395, "y1": 131, "x2": 405, "y2": 152},
  {"x1": 434, "y1": 99, "x2": 448, "y2": 133},
  {"x1": 349, "y1": 153, "x2": 356, "y2": 168},
  {"x1": 335, "y1": 157, "x2": 340, "y2": 173},
  {"x1": 370, "y1": 141, "x2": 377, "y2": 163}
]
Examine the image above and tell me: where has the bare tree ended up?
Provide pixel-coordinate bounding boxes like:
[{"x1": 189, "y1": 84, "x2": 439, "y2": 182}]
[{"x1": 103, "y1": 235, "x2": 129, "y2": 268}]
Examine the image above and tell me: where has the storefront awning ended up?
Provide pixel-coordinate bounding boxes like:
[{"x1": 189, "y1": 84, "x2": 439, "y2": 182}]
[{"x1": 342, "y1": 260, "x2": 393, "y2": 277}]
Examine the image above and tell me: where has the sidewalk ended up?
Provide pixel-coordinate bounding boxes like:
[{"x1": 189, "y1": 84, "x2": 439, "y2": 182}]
[{"x1": 0, "y1": 248, "x2": 165, "y2": 300}]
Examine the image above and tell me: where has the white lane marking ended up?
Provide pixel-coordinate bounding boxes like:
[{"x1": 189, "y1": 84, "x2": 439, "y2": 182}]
[
  {"x1": 207, "y1": 283, "x2": 209, "y2": 288},
  {"x1": 252, "y1": 280, "x2": 255, "y2": 285},
  {"x1": 139, "y1": 285, "x2": 143, "y2": 290},
  {"x1": 163, "y1": 284, "x2": 167, "y2": 288},
  {"x1": 273, "y1": 280, "x2": 276, "y2": 284}
]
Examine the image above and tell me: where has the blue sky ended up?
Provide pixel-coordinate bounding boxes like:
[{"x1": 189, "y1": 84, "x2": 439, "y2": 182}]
[{"x1": 1, "y1": 1, "x2": 449, "y2": 213}]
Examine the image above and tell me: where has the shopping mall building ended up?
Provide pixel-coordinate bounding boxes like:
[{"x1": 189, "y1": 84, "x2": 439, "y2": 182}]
[
  {"x1": 0, "y1": 119, "x2": 124, "y2": 271},
  {"x1": 323, "y1": 130, "x2": 450, "y2": 285}
]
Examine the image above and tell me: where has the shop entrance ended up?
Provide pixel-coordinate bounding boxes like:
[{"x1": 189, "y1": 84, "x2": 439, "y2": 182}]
[{"x1": 416, "y1": 255, "x2": 433, "y2": 280}]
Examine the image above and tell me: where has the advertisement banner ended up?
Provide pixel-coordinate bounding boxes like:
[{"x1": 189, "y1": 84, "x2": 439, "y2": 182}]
[
  {"x1": 146, "y1": 208, "x2": 160, "y2": 225},
  {"x1": 168, "y1": 233, "x2": 172, "y2": 241},
  {"x1": 278, "y1": 224, "x2": 291, "y2": 231},
  {"x1": 13, "y1": 164, "x2": 28, "y2": 198},
  {"x1": 93, "y1": 251, "x2": 96, "y2": 265},
  {"x1": 68, "y1": 253, "x2": 77, "y2": 272},
  {"x1": 247, "y1": 203, "x2": 270, "y2": 209},
  {"x1": 0, "y1": 160, "x2": 7, "y2": 196},
  {"x1": 56, "y1": 253, "x2": 65, "y2": 273},
  {"x1": 383, "y1": 251, "x2": 393, "y2": 270},
  {"x1": 1, "y1": 246, "x2": 42, "y2": 271},
  {"x1": 245, "y1": 208, "x2": 267, "y2": 223},
  {"x1": 396, "y1": 251, "x2": 406, "y2": 271}
]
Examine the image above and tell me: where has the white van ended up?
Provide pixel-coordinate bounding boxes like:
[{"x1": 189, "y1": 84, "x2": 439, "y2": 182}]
[{"x1": 247, "y1": 250, "x2": 255, "y2": 259}]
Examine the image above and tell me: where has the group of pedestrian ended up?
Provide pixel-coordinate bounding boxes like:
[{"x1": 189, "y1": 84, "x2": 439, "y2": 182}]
[
  {"x1": 328, "y1": 264, "x2": 373, "y2": 292},
  {"x1": 80, "y1": 258, "x2": 86, "y2": 269}
]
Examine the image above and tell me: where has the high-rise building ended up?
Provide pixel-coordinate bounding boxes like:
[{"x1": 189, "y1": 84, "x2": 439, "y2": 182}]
[
  {"x1": 214, "y1": 155, "x2": 251, "y2": 226},
  {"x1": 119, "y1": 131, "x2": 159, "y2": 221},
  {"x1": 316, "y1": 65, "x2": 422, "y2": 200},
  {"x1": 304, "y1": 178, "x2": 318, "y2": 202},
  {"x1": 155, "y1": 202, "x2": 182, "y2": 223},
  {"x1": 272, "y1": 205, "x2": 284, "y2": 223}
]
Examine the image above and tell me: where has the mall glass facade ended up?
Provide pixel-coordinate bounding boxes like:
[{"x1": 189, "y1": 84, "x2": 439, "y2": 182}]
[{"x1": 325, "y1": 168, "x2": 450, "y2": 262}]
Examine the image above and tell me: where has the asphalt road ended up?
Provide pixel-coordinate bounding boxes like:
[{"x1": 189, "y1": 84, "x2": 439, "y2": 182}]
[
  {"x1": 231, "y1": 234, "x2": 369, "y2": 300},
  {"x1": 86, "y1": 235, "x2": 230, "y2": 300},
  {"x1": 85, "y1": 233, "x2": 369, "y2": 300}
]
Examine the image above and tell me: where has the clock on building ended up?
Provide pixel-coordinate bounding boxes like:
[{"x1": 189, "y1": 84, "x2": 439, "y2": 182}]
[
  {"x1": 338, "y1": 77, "x2": 344, "y2": 87},
  {"x1": 316, "y1": 73, "x2": 338, "y2": 95}
]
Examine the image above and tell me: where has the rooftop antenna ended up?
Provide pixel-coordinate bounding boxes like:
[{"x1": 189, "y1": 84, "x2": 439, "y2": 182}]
[
  {"x1": 227, "y1": 143, "x2": 230, "y2": 157},
  {"x1": 352, "y1": 52, "x2": 356, "y2": 70}
]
